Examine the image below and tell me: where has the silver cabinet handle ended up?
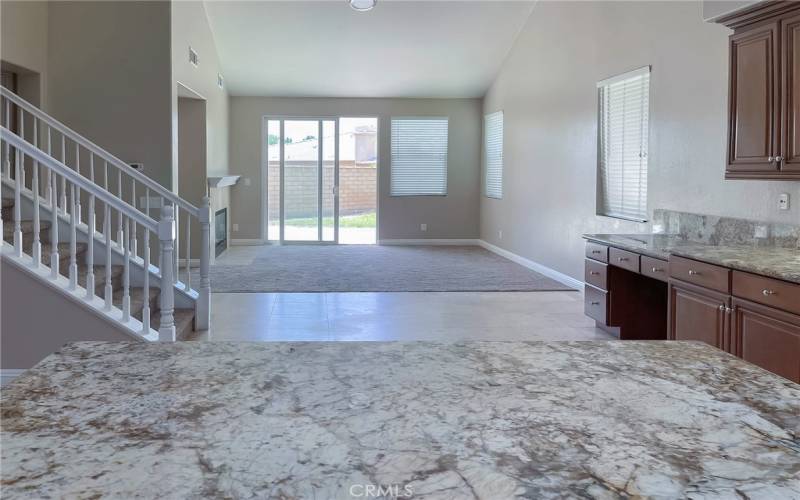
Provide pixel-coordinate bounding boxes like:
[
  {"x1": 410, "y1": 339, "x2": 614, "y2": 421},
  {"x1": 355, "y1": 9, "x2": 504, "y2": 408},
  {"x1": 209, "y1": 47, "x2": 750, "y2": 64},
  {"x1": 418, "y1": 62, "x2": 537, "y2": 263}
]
[
  {"x1": 618, "y1": 257, "x2": 628, "y2": 262},
  {"x1": 652, "y1": 267, "x2": 663, "y2": 273},
  {"x1": 592, "y1": 250, "x2": 602, "y2": 254},
  {"x1": 762, "y1": 289, "x2": 776, "y2": 296},
  {"x1": 719, "y1": 304, "x2": 726, "y2": 311},
  {"x1": 768, "y1": 156, "x2": 775, "y2": 162},
  {"x1": 725, "y1": 307, "x2": 732, "y2": 314},
  {"x1": 590, "y1": 301, "x2": 600, "y2": 306},
  {"x1": 775, "y1": 155, "x2": 785, "y2": 162},
  {"x1": 589, "y1": 271, "x2": 600, "y2": 276},
  {"x1": 688, "y1": 270, "x2": 700, "y2": 276}
]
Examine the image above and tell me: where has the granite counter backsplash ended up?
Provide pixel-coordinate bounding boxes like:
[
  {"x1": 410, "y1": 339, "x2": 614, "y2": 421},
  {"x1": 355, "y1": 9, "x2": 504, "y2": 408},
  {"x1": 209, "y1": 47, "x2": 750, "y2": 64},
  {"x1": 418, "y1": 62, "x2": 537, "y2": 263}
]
[{"x1": 652, "y1": 209, "x2": 799, "y2": 249}]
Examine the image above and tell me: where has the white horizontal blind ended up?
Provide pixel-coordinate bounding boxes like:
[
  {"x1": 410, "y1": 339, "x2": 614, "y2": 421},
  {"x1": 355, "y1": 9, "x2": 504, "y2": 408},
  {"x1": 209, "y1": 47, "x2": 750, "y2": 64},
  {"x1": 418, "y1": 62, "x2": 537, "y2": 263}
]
[
  {"x1": 484, "y1": 111, "x2": 503, "y2": 199},
  {"x1": 391, "y1": 118, "x2": 448, "y2": 196},
  {"x1": 597, "y1": 66, "x2": 650, "y2": 221}
]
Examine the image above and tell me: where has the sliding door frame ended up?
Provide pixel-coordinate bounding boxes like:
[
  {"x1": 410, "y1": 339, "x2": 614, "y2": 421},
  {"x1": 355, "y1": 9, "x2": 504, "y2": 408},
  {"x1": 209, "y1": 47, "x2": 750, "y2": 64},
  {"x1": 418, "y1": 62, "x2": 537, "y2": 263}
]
[{"x1": 261, "y1": 116, "x2": 340, "y2": 245}]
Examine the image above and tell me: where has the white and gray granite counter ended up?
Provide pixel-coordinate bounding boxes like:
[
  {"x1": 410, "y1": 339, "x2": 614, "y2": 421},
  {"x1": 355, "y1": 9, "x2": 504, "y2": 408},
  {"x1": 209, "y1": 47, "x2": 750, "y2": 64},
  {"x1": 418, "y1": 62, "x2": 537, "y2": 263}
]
[
  {"x1": 583, "y1": 233, "x2": 800, "y2": 284},
  {"x1": 2, "y1": 341, "x2": 799, "y2": 499}
]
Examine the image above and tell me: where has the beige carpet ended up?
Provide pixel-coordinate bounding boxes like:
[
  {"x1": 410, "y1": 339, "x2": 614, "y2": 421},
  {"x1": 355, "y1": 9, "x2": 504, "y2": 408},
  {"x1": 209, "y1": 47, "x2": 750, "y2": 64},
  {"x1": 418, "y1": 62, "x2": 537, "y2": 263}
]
[{"x1": 198, "y1": 245, "x2": 574, "y2": 293}]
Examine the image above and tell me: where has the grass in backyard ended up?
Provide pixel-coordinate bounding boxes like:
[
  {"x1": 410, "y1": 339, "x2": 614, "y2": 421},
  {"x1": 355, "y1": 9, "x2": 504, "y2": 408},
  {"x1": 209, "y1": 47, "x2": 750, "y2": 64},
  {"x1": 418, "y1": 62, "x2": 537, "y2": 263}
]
[{"x1": 285, "y1": 211, "x2": 376, "y2": 228}]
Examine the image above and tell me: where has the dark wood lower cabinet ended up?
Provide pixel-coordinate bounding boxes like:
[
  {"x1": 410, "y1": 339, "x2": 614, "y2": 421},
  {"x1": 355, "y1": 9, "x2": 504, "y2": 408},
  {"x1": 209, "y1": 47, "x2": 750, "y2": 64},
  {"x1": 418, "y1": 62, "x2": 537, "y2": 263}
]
[
  {"x1": 668, "y1": 280, "x2": 730, "y2": 350},
  {"x1": 732, "y1": 298, "x2": 800, "y2": 383}
]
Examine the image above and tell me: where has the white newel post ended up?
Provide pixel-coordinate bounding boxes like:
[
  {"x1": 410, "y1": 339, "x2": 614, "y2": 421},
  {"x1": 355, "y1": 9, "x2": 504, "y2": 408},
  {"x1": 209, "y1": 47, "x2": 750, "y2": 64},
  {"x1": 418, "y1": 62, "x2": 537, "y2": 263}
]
[
  {"x1": 158, "y1": 205, "x2": 176, "y2": 341},
  {"x1": 197, "y1": 196, "x2": 211, "y2": 330}
]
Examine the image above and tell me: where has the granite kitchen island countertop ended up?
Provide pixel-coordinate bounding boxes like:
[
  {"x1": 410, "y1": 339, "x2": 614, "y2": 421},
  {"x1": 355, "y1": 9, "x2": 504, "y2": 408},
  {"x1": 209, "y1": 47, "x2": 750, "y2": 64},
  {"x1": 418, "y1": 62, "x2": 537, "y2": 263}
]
[
  {"x1": 584, "y1": 233, "x2": 800, "y2": 284},
  {"x1": 2, "y1": 341, "x2": 799, "y2": 499}
]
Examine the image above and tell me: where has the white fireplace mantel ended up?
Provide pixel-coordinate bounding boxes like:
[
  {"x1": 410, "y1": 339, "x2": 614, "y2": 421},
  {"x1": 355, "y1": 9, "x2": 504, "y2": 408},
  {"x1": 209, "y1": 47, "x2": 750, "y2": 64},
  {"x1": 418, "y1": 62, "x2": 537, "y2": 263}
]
[{"x1": 207, "y1": 175, "x2": 241, "y2": 189}]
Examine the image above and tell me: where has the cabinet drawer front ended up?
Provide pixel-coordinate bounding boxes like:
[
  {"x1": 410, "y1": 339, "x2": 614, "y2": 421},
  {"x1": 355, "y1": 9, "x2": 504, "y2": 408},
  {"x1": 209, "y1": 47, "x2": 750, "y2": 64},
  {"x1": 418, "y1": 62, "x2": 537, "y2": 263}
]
[
  {"x1": 641, "y1": 256, "x2": 669, "y2": 282},
  {"x1": 584, "y1": 285, "x2": 608, "y2": 324},
  {"x1": 733, "y1": 271, "x2": 800, "y2": 315},
  {"x1": 584, "y1": 259, "x2": 608, "y2": 290},
  {"x1": 609, "y1": 247, "x2": 640, "y2": 273},
  {"x1": 586, "y1": 242, "x2": 608, "y2": 263},
  {"x1": 669, "y1": 255, "x2": 731, "y2": 293}
]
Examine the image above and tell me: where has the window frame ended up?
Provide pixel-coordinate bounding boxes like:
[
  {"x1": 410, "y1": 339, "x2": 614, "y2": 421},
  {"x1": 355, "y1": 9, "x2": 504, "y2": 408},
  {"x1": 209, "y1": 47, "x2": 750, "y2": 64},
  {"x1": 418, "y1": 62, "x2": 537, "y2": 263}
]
[
  {"x1": 484, "y1": 110, "x2": 504, "y2": 200},
  {"x1": 390, "y1": 116, "x2": 449, "y2": 197},
  {"x1": 596, "y1": 65, "x2": 651, "y2": 223}
]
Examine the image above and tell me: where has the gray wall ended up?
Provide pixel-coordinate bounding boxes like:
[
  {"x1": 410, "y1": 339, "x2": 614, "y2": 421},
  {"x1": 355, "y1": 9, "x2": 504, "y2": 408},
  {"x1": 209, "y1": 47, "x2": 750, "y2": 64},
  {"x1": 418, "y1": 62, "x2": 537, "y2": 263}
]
[
  {"x1": 229, "y1": 97, "x2": 482, "y2": 240},
  {"x1": 1, "y1": 261, "x2": 133, "y2": 369},
  {"x1": 0, "y1": 0, "x2": 48, "y2": 107},
  {"x1": 47, "y1": 1, "x2": 173, "y2": 188},
  {"x1": 481, "y1": 0, "x2": 800, "y2": 282}
]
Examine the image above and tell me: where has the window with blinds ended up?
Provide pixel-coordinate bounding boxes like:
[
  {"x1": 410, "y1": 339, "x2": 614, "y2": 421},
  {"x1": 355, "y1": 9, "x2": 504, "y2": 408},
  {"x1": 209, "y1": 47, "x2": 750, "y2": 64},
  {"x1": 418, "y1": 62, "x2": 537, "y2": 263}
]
[
  {"x1": 484, "y1": 111, "x2": 503, "y2": 199},
  {"x1": 390, "y1": 117, "x2": 448, "y2": 196},
  {"x1": 597, "y1": 66, "x2": 650, "y2": 222}
]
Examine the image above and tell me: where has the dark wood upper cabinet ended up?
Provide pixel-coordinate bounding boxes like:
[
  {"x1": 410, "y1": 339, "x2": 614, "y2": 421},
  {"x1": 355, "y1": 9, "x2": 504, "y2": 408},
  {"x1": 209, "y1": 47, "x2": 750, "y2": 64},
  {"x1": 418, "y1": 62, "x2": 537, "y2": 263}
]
[
  {"x1": 732, "y1": 298, "x2": 800, "y2": 383},
  {"x1": 668, "y1": 280, "x2": 730, "y2": 350},
  {"x1": 728, "y1": 23, "x2": 779, "y2": 173},
  {"x1": 720, "y1": 2, "x2": 800, "y2": 180}
]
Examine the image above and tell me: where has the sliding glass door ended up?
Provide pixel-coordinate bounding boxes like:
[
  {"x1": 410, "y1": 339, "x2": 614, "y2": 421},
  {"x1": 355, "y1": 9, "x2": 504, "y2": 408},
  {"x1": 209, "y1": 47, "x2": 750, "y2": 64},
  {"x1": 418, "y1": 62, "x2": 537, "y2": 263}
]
[{"x1": 266, "y1": 118, "x2": 339, "y2": 244}]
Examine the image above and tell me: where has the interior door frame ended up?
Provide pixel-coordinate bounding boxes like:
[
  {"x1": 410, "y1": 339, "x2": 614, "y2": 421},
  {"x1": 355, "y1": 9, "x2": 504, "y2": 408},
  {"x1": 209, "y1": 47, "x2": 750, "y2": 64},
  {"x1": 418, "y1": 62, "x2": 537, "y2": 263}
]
[{"x1": 261, "y1": 116, "x2": 340, "y2": 245}]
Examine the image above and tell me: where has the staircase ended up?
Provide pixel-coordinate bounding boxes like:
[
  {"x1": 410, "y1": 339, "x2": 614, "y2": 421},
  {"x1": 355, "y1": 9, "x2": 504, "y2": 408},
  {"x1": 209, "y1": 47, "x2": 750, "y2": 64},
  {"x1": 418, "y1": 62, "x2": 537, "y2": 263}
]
[{"x1": 1, "y1": 86, "x2": 210, "y2": 341}]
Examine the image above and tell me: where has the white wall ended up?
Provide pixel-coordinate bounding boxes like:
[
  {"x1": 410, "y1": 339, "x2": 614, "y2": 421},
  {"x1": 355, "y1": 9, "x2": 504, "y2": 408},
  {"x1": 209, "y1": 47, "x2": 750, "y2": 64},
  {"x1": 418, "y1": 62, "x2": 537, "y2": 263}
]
[
  {"x1": 229, "y1": 97, "x2": 482, "y2": 241},
  {"x1": 481, "y1": 0, "x2": 800, "y2": 282},
  {"x1": 0, "y1": 0, "x2": 48, "y2": 106}
]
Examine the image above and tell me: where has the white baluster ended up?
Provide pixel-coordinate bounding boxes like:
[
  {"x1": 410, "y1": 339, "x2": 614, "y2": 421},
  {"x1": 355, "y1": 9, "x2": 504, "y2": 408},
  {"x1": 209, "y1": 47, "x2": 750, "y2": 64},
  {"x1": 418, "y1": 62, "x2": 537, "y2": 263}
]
[
  {"x1": 87, "y1": 154, "x2": 96, "y2": 234},
  {"x1": 13, "y1": 150, "x2": 22, "y2": 258},
  {"x1": 184, "y1": 216, "x2": 191, "y2": 291},
  {"x1": 131, "y1": 181, "x2": 137, "y2": 257},
  {"x1": 59, "y1": 136, "x2": 67, "y2": 213},
  {"x1": 30, "y1": 142, "x2": 41, "y2": 268},
  {"x1": 142, "y1": 230, "x2": 151, "y2": 334},
  {"x1": 103, "y1": 160, "x2": 109, "y2": 191},
  {"x1": 197, "y1": 196, "x2": 211, "y2": 330},
  {"x1": 69, "y1": 183, "x2": 78, "y2": 289},
  {"x1": 104, "y1": 204, "x2": 113, "y2": 310},
  {"x1": 49, "y1": 171, "x2": 60, "y2": 279},
  {"x1": 3, "y1": 98, "x2": 9, "y2": 176},
  {"x1": 122, "y1": 217, "x2": 131, "y2": 322},
  {"x1": 173, "y1": 206, "x2": 179, "y2": 284},
  {"x1": 74, "y1": 146, "x2": 81, "y2": 223},
  {"x1": 45, "y1": 127, "x2": 52, "y2": 203},
  {"x1": 117, "y1": 169, "x2": 124, "y2": 247},
  {"x1": 85, "y1": 193, "x2": 95, "y2": 300},
  {"x1": 158, "y1": 205, "x2": 176, "y2": 341}
]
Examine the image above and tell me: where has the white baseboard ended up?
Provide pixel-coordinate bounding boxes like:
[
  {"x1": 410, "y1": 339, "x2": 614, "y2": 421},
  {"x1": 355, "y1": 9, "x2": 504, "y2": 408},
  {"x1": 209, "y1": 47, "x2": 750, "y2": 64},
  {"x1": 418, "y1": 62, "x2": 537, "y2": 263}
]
[
  {"x1": 1, "y1": 369, "x2": 27, "y2": 386},
  {"x1": 231, "y1": 239, "x2": 266, "y2": 246},
  {"x1": 378, "y1": 239, "x2": 481, "y2": 246},
  {"x1": 478, "y1": 240, "x2": 584, "y2": 291}
]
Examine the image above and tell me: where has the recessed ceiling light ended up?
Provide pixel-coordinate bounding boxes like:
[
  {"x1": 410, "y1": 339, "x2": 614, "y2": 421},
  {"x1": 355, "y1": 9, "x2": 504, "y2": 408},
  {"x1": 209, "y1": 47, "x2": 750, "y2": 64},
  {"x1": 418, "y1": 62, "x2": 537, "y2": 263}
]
[{"x1": 350, "y1": 0, "x2": 376, "y2": 12}]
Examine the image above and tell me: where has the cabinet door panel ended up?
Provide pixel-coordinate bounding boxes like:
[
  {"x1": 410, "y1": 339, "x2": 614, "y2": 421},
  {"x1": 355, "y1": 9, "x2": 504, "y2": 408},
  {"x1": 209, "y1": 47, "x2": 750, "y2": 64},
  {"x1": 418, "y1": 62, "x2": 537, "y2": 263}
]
[
  {"x1": 783, "y1": 13, "x2": 800, "y2": 172},
  {"x1": 669, "y1": 281, "x2": 729, "y2": 350},
  {"x1": 727, "y1": 23, "x2": 779, "y2": 174},
  {"x1": 732, "y1": 299, "x2": 800, "y2": 383}
]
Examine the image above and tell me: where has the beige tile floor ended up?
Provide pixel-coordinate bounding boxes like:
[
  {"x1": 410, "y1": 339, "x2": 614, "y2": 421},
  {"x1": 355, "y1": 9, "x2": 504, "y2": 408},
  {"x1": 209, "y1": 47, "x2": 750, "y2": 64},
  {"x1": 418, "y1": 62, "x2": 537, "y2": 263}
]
[{"x1": 193, "y1": 290, "x2": 616, "y2": 342}]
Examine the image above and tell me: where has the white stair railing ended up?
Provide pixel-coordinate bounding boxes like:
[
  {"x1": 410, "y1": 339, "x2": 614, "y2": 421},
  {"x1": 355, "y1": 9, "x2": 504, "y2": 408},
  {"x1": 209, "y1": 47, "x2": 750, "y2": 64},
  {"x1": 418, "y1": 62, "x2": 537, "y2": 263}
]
[
  {"x1": 1, "y1": 125, "x2": 178, "y2": 339},
  {"x1": 0, "y1": 86, "x2": 210, "y2": 330}
]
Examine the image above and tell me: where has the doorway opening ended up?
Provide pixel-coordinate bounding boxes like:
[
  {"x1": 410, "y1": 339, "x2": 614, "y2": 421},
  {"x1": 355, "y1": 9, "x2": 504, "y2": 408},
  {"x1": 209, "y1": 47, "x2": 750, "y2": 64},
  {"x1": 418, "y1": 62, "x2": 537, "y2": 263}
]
[{"x1": 264, "y1": 116, "x2": 378, "y2": 244}]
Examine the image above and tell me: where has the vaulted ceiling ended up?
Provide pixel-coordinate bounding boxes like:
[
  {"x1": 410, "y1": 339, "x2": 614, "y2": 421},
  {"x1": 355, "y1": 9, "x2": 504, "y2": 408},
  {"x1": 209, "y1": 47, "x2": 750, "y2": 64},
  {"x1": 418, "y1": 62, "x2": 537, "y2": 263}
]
[{"x1": 204, "y1": 1, "x2": 535, "y2": 98}]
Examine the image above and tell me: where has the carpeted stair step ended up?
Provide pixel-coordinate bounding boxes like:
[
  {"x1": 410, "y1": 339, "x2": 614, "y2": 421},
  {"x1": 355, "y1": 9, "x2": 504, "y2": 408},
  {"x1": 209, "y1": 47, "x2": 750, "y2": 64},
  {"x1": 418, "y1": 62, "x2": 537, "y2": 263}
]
[
  {"x1": 1, "y1": 197, "x2": 12, "y2": 222},
  {"x1": 76, "y1": 263, "x2": 125, "y2": 297},
  {"x1": 152, "y1": 308, "x2": 195, "y2": 340},
  {"x1": 3, "y1": 220, "x2": 52, "y2": 248},
  {"x1": 40, "y1": 241, "x2": 88, "y2": 269},
  {"x1": 113, "y1": 286, "x2": 160, "y2": 323}
]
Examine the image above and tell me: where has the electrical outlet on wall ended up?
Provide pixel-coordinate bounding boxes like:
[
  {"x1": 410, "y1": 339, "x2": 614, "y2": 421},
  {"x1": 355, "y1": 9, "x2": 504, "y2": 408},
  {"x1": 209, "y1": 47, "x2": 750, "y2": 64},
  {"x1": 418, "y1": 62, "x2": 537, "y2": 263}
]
[
  {"x1": 243, "y1": 178, "x2": 252, "y2": 187},
  {"x1": 779, "y1": 193, "x2": 790, "y2": 211},
  {"x1": 420, "y1": 223, "x2": 427, "y2": 232},
  {"x1": 233, "y1": 223, "x2": 239, "y2": 232}
]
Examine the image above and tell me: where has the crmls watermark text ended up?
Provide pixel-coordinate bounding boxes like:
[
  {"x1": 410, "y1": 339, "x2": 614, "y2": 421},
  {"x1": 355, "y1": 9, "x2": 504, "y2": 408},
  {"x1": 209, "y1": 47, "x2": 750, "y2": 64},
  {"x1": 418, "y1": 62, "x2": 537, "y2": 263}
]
[{"x1": 349, "y1": 484, "x2": 413, "y2": 498}]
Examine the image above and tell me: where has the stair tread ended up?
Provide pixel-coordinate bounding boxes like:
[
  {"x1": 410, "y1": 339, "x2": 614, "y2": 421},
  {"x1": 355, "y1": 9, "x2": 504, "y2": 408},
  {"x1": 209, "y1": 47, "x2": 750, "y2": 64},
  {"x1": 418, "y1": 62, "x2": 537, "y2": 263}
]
[
  {"x1": 76, "y1": 264, "x2": 125, "y2": 293},
  {"x1": 151, "y1": 309, "x2": 195, "y2": 340},
  {"x1": 2, "y1": 220, "x2": 51, "y2": 238},
  {"x1": 41, "y1": 241, "x2": 88, "y2": 259},
  {"x1": 112, "y1": 287, "x2": 160, "y2": 320},
  {"x1": 2, "y1": 198, "x2": 12, "y2": 208}
]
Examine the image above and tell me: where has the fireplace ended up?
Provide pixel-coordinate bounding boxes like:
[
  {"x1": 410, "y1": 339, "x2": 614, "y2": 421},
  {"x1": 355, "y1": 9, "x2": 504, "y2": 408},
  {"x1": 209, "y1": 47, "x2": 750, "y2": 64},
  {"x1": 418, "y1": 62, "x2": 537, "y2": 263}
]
[{"x1": 215, "y1": 208, "x2": 227, "y2": 257}]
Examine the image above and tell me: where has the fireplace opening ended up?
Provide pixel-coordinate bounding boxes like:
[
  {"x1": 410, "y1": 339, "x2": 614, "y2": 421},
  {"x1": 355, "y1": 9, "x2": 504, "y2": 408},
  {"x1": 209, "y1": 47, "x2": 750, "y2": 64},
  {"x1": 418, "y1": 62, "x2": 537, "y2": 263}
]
[{"x1": 215, "y1": 208, "x2": 227, "y2": 257}]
